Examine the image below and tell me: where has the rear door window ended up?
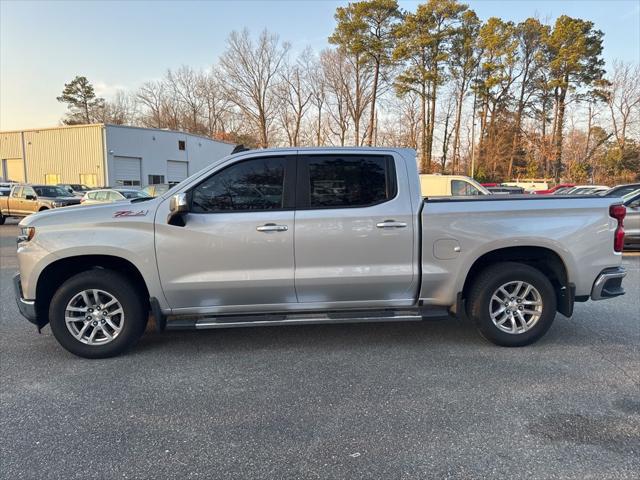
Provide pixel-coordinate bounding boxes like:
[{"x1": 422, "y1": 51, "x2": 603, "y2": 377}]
[{"x1": 298, "y1": 155, "x2": 395, "y2": 209}]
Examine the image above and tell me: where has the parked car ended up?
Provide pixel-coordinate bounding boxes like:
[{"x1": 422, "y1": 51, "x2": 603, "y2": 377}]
[
  {"x1": 502, "y1": 180, "x2": 549, "y2": 192},
  {"x1": 622, "y1": 189, "x2": 640, "y2": 249},
  {"x1": 564, "y1": 185, "x2": 610, "y2": 195},
  {"x1": 420, "y1": 174, "x2": 489, "y2": 196},
  {"x1": 141, "y1": 183, "x2": 173, "y2": 198},
  {"x1": 534, "y1": 183, "x2": 575, "y2": 195},
  {"x1": 58, "y1": 183, "x2": 91, "y2": 197},
  {"x1": 601, "y1": 183, "x2": 640, "y2": 198},
  {"x1": 0, "y1": 184, "x2": 80, "y2": 224},
  {"x1": 551, "y1": 187, "x2": 575, "y2": 195},
  {"x1": 486, "y1": 186, "x2": 525, "y2": 195},
  {"x1": 80, "y1": 188, "x2": 150, "y2": 205},
  {"x1": 13, "y1": 147, "x2": 627, "y2": 358}
]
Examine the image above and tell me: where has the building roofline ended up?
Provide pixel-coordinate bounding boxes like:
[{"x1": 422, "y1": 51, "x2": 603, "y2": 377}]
[
  {"x1": 0, "y1": 123, "x2": 236, "y2": 146},
  {"x1": 0, "y1": 123, "x2": 104, "y2": 134},
  {"x1": 103, "y1": 124, "x2": 236, "y2": 145}
]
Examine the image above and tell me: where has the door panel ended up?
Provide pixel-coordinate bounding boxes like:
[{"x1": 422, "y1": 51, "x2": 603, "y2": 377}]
[
  {"x1": 294, "y1": 154, "x2": 416, "y2": 304},
  {"x1": 156, "y1": 155, "x2": 297, "y2": 310},
  {"x1": 156, "y1": 211, "x2": 296, "y2": 309}
]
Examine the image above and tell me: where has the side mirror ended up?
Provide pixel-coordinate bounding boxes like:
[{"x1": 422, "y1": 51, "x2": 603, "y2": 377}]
[
  {"x1": 167, "y1": 193, "x2": 188, "y2": 226},
  {"x1": 25, "y1": 194, "x2": 36, "y2": 201}
]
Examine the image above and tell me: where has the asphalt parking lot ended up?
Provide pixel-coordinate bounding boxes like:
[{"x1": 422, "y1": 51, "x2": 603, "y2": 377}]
[{"x1": 1, "y1": 219, "x2": 638, "y2": 479}]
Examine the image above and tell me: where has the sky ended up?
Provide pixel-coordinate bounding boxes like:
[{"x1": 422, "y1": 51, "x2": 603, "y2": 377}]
[{"x1": 1, "y1": 0, "x2": 639, "y2": 131}]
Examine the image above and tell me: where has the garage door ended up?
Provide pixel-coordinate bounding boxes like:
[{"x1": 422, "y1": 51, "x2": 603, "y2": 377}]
[
  {"x1": 113, "y1": 156, "x2": 141, "y2": 186},
  {"x1": 3, "y1": 158, "x2": 25, "y2": 183},
  {"x1": 167, "y1": 160, "x2": 188, "y2": 183}
]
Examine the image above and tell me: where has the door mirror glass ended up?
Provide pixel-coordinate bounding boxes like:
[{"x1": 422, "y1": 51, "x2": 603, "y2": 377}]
[{"x1": 25, "y1": 194, "x2": 36, "y2": 201}]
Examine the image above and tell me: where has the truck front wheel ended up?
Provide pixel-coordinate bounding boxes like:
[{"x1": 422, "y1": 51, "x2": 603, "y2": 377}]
[
  {"x1": 467, "y1": 262, "x2": 557, "y2": 347},
  {"x1": 49, "y1": 270, "x2": 148, "y2": 358}
]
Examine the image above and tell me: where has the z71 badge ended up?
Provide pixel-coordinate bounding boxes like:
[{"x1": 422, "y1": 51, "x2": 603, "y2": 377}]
[{"x1": 113, "y1": 210, "x2": 149, "y2": 218}]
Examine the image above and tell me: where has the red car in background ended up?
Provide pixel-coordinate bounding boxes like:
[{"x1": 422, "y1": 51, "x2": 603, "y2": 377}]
[{"x1": 534, "y1": 183, "x2": 575, "y2": 195}]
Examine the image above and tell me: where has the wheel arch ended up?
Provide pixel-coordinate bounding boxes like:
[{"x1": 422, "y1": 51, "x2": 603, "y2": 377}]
[
  {"x1": 35, "y1": 255, "x2": 150, "y2": 326},
  {"x1": 460, "y1": 246, "x2": 573, "y2": 317}
]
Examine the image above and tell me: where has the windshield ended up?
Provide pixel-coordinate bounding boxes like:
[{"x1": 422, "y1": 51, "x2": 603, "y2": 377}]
[
  {"x1": 121, "y1": 190, "x2": 150, "y2": 199},
  {"x1": 33, "y1": 186, "x2": 72, "y2": 197},
  {"x1": 622, "y1": 189, "x2": 640, "y2": 204}
]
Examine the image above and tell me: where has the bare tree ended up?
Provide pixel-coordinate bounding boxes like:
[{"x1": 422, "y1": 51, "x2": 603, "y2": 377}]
[
  {"x1": 199, "y1": 69, "x2": 233, "y2": 137},
  {"x1": 277, "y1": 52, "x2": 313, "y2": 146},
  {"x1": 99, "y1": 90, "x2": 138, "y2": 125},
  {"x1": 321, "y1": 49, "x2": 353, "y2": 146},
  {"x1": 603, "y1": 60, "x2": 640, "y2": 152},
  {"x1": 305, "y1": 51, "x2": 327, "y2": 146},
  {"x1": 136, "y1": 80, "x2": 166, "y2": 128},
  {"x1": 219, "y1": 29, "x2": 290, "y2": 148},
  {"x1": 167, "y1": 66, "x2": 207, "y2": 134}
]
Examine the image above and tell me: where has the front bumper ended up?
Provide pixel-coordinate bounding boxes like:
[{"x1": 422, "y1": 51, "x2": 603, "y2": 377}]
[
  {"x1": 12, "y1": 273, "x2": 38, "y2": 325},
  {"x1": 591, "y1": 267, "x2": 626, "y2": 301}
]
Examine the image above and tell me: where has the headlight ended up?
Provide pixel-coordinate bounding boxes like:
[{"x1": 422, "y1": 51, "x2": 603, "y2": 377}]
[
  {"x1": 18, "y1": 227, "x2": 35, "y2": 243},
  {"x1": 52, "y1": 201, "x2": 62, "y2": 207}
]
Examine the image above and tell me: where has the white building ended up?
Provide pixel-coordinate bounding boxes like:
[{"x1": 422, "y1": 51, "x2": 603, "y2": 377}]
[{"x1": 0, "y1": 124, "x2": 235, "y2": 187}]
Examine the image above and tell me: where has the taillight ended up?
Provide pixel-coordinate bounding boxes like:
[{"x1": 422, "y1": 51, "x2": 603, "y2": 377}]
[{"x1": 609, "y1": 204, "x2": 626, "y2": 252}]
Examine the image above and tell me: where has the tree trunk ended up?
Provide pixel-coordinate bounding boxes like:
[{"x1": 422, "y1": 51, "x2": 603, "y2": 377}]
[
  {"x1": 452, "y1": 82, "x2": 465, "y2": 175},
  {"x1": 553, "y1": 87, "x2": 568, "y2": 182},
  {"x1": 508, "y1": 64, "x2": 529, "y2": 179},
  {"x1": 420, "y1": 84, "x2": 427, "y2": 173},
  {"x1": 366, "y1": 61, "x2": 380, "y2": 147},
  {"x1": 427, "y1": 76, "x2": 437, "y2": 171},
  {"x1": 317, "y1": 105, "x2": 322, "y2": 146}
]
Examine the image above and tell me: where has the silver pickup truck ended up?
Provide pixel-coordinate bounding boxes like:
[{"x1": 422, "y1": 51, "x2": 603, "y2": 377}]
[{"x1": 13, "y1": 148, "x2": 627, "y2": 358}]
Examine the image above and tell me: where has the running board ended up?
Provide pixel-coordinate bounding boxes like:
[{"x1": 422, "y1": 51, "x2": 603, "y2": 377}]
[{"x1": 164, "y1": 308, "x2": 447, "y2": 331}]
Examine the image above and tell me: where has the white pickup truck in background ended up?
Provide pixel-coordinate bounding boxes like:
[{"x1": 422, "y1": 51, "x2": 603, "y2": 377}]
[{"x1": 13, "y1": 148, "x2": 627, "y2": 358}]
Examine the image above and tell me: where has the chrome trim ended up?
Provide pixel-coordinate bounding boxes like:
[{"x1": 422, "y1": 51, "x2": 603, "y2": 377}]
[
  {"x1": 193, "y1": 313, "x2": 423, "y2": 329},
  {"x1": 256, "y1": 224, "x2": 288, "y2": 232},
  {"x1": 591, "y1": 267, "x2": 626, "y2": 301},
  {"x1": 376, "y1": 221, "x2": 407, "y2": 228}
]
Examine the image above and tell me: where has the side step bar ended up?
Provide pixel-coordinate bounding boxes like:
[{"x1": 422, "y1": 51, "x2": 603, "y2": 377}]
[{"x1": 163, "y1": 307, "x2": 448, "y2": 331}]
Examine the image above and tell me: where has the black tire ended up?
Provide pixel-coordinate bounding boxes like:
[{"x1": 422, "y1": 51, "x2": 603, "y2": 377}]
[
  {"x1": 467, "y1": 262, "x2": 557, "y2": 347},
  {"x1": 0, "y1": 213, "x2": 5, "y2": 225},
  {"x1": 49, "y1": 270, "x2": 148, "y2": 358}
]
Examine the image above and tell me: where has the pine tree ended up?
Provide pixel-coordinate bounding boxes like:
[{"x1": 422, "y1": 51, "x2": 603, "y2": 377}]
[{"x1": 57, "y1": 76, "x2": 104, "y2": 125}]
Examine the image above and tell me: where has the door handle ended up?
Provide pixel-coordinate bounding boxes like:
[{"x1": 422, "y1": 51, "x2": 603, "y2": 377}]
[
  {"x1": 376, "y1": 220, "x2": 407, "y2": 229},
  {"x1": 256, "y1": 223, "x2": 288, "y2": 232}
]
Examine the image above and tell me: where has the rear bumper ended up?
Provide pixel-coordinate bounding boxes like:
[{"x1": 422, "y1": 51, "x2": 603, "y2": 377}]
[
  {"x1": 591, "y1": 267, "x2": 626, "y2": 301},
  {"x1": 12, "y1": 273, "x2": 38, "y2": 325}
]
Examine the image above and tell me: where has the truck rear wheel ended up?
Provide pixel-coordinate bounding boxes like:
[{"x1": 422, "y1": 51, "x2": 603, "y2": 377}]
[
  {"x1": 49, "y1": 270, "x2": 148, "y2": 358},
  {"x1": 0, "y1": 213, "x2": 5, "y2": 225},
  {"x1": 467, "y1": 262, "x2": 557, "y2": 347}
]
